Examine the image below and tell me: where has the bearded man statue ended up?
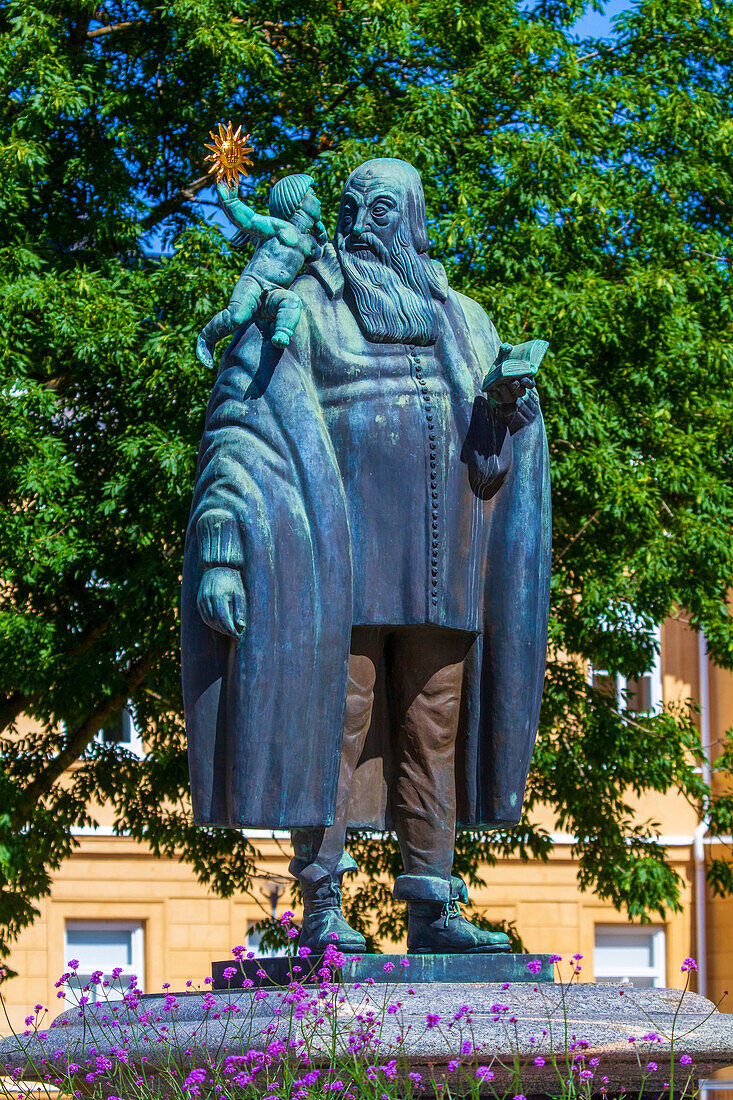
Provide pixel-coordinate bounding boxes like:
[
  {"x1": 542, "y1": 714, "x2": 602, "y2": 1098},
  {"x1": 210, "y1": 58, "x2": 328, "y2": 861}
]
[{"x1": 181, "y1": 158, "x2": 551, "y2": 955}]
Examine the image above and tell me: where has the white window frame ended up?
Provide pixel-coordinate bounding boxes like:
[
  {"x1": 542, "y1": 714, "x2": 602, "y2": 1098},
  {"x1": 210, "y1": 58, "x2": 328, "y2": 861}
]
[
  {"x1": 246, "y1": 921, "x2": 287, "y2": 958},
  {"x1": 64, "y1": 919, "x2": 145, "y2": 1000},
  {"x1": 594, "y1": 924, "x2": 666, "y2": 987},
  {"x1": 588, "y1": 624, "x2": 662, "y2": 716},
  {"x1": 94, "y1": 705, "x2": 144, "y2": 758}
]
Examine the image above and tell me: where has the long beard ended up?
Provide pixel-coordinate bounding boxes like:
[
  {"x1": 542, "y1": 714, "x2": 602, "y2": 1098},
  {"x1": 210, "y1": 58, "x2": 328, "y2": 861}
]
[{"x1": 336, "y1": 226, "x2": 438, "y2": 346}]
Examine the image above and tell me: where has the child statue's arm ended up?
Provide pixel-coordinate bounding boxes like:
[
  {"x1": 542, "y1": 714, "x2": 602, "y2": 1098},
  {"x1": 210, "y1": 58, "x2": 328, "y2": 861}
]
[{"x1": 217, "y1": 182, "x2": 292, "y2": 245}]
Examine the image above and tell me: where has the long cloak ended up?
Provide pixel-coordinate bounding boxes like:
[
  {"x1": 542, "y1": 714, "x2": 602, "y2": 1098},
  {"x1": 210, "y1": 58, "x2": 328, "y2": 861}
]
[{"x1": 181, "y1": 273, "x2": 551, "y2": 831}]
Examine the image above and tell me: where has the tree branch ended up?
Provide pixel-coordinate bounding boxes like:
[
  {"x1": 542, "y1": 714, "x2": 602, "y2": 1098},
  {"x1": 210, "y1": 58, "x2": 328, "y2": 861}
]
[
  {"x1": 555, "y1": 509, "x2": 601, "y2": 561},
  {"x1": 87, "y1": 21, "x2": 144, "y2": 38},
  {"x1": 12, "y1": 648, "x2": 157, "y2": 822},
  {"x1": 139, "y1": 175, "x2": 211, "y2": 232}
]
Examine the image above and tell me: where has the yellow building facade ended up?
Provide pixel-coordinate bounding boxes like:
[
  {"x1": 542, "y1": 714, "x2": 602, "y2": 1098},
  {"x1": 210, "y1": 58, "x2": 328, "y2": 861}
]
[{"x1": 2, "y1": 617, "x2": 732, "y2": 1032}]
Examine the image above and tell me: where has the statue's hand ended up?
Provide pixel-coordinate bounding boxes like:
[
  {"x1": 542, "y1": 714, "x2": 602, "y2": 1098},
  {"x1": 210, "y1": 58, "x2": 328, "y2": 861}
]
[
  {"x1": 486, "y1": 374, "x2": 533, "y2": 406},
  {"x1": 197, "y1": 567, "x2": 246, "y2": 639},
  {"x1": 494, "y1": 383, "x2": 540, "y2": 434},
  {"x1": 313, "y1": 217, "x2": 328, "y2": 245}
]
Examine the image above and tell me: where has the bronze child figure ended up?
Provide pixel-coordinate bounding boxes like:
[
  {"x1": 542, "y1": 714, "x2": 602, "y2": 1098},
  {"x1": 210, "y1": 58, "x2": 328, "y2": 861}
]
[{"x1": 196, "y1": 174, "x2": 327, "y2": 368}]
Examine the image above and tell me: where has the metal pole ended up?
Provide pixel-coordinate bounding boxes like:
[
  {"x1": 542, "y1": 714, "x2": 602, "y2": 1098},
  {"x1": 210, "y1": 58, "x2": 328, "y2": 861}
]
[{"x1": 695, "y1": 630, "x2": 712, "y2": 998}]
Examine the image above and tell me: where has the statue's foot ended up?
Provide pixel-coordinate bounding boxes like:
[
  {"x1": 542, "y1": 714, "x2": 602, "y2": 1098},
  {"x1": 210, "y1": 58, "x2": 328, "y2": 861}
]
[
  {"x1": 299, "y1": 908, "x2": 366, "y2": 954},
  {"x1": 271, "y1": 330, "x2": 291, "y2": 348},
  {"x1": 298, "y1": 875, "x2": 366, "y2": 954},
  {"x1": 407, "y1": 901, "x2": 511, "y2": 954}
]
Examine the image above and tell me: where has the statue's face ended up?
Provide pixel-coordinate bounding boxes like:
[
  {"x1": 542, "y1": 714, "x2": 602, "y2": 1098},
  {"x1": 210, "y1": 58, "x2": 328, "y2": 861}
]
[
  {"x1": 334, "y1": 163, "x2": 438, "y2": 345},
  {"x1": 337, "y1": 177, "x2": 402, "y2": 261}
]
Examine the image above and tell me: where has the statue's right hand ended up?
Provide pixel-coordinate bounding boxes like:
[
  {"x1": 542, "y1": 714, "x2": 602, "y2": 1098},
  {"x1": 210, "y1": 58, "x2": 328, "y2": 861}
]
[{"x1": 197, "y1": 567, "x2": 246, "y2": 639}]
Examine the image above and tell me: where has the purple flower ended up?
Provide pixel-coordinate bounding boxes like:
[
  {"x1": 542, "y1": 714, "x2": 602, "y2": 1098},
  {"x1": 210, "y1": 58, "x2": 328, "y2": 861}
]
[
  {"x1": 514, "y1": 1094, "x2": 528, "y2": 1099},
  {"x1": 526, "y1": 959, "x2": 542, "y2": 975},
  {"x1": 681, "y1": 957, "x2": 698, "y2": 973},
  {"x1": 184, "y1": 1068, "x2": 207, "y2": 1091},
  {"x1": 67, "y1": 959, "x2": 79, "y2": 970},
  {"x1": 448, "y1": 1060, "x2": 459, "y2": 1072},
  {"x1": 461, "y1": 1040, "x2": 473, "y2": 1055},
  {"x1": 323, "y1": 945, "x2": 346, "y2": 970},
  {"x1": 534, "y1": 1057, "x2": 546, "y2": 1067},
  {"x1": 222, "y1": 967, "x2": 237, "y2": 980},
  {"x1": 548, "y1": 953, "x2": 562, "y2": 963},
  {"x1": 400, "y1": 958, "x2": 410, "y2": 968},
  {"x1": 476, "y1": 1067, "x2": 494, "y2": 1081},
  {"x1": 380, "y1": 1059, "x2": 398, "y2": 1080},
  {"x1": 647, "y1": 1062, "x2": 658, "y2": 1072},
  {"x1": 680, "y1": 1054, "x2": 693, "y2": 1066},
  {"x1": 383, "y1": 961, "x2": 395, "y2": 973},
  {"x1": 408, "y1": 1071, "x2": 422, "y2": 1083},
  {"x1": 580, "y1": 1070, "x2": 594, "y2": 1080},
  {"x1": 426, "y1": 1013, "x2": 441, "y2": 1028}
]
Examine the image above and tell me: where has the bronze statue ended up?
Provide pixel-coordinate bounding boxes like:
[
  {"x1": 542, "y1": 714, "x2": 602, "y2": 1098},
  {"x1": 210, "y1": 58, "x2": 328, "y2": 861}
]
[{"x1": 182, "y1": 155, "x2": 551, "y2": 955}]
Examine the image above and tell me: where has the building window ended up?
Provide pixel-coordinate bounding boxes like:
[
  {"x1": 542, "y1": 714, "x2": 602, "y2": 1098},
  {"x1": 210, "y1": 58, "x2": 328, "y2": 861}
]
[
  {"x1": 594, "y1": 925, "x2": 666, "y2": 987},
  {"x1": 64, "y1": 920, "x2": 144, "y2": 1002},
  {"x1": 246, "y1": 923, "x2": 287, "y2": 958},
  {"x1": 589, "y1": 625, "x2": 662, "y2": 716},
  {"x1": 96, "y1": 707, "x2": 143, "y2": 757}
]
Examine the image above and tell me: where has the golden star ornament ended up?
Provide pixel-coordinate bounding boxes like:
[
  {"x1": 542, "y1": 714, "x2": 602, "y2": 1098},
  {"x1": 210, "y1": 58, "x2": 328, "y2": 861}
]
[{"x1": 204, "y1": 121, "x2": 254, "y2": 188}]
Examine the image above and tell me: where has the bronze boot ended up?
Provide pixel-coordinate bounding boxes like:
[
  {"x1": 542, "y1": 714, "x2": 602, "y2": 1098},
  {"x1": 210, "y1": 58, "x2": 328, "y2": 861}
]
[
  {"x1": 395, "y1": 873, "x2": 511, "y2": 955},
  {"x1": 291, "y1": 854, "x2": 366, "y2": 954}
]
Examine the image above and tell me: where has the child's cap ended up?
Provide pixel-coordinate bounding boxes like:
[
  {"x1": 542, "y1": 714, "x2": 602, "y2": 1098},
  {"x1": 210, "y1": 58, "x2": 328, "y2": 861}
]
[{"x1": 268, "y1": 174, "x2": 315, "y2": 220}]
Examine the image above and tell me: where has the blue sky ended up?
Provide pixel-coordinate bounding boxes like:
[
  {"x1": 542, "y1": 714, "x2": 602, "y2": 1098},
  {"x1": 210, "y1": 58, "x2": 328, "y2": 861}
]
[{"x1": 573, "y1": 0, "x2": 631, "y2": 38}]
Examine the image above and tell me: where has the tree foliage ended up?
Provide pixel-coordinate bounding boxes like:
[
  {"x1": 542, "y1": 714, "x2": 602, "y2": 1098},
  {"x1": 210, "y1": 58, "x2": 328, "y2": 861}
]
[{"x1": 1, "y1": 0, "x2": 733, "y2": 964}]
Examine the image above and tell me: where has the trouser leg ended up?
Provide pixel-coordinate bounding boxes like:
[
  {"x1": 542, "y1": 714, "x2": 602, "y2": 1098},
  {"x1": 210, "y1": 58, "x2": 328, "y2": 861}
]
[
  {"x1": 388, "y1": 626, "x2": 471, "y2": 886},
  {"x1": 387, "y1": 627, "x2": 510, "y2": 954},
  {"x1": 291, "y1": 626, "x2": 381, "y2": 878},
  {"x1": 290, "y1": 628, "x2": 381, "y2": 952}
]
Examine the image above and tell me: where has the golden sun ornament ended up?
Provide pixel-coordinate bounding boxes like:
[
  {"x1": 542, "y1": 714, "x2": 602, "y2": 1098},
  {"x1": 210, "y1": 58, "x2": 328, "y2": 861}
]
[{"x1": 204, "y1": 121, "x2": 253, "y2": 188}]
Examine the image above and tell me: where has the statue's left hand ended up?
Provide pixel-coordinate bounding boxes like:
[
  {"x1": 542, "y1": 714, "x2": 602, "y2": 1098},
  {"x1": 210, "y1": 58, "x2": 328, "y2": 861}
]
[
  {"x1": 486, "y1": 374, "x2": 533, "y2": 406},
  {"x1": 197, "y1": 567, "x2": 246, "y2": 639},
  {"x1": 494, "y1": 384, "x2": 540, "y2": 434}
]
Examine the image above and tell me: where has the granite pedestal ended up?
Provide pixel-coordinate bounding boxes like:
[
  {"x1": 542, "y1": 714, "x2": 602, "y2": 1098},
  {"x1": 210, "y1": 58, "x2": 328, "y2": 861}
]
[{"x1": 3, "y1": 977, "x2": 733, "y2": 1097}]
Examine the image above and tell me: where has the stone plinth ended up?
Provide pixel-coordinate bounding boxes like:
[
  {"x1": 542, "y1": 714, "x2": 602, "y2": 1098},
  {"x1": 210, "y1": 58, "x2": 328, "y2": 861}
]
[
  {"x1": 211, "y1": 952, "x2": 556, "y2": 988},
  {"x1": 2, "y1": 981, "x2": 733, "y2": 1095}
]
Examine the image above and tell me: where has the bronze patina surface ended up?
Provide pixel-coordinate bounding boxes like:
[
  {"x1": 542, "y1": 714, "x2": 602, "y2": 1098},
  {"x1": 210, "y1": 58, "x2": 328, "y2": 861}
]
[{"x1": 182, "y1": 156, "x2": 551, "y2": 954}]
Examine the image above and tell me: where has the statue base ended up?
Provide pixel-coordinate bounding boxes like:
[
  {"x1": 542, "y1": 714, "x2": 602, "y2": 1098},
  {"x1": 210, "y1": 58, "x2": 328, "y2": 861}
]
[
  {"x1": 211, "y1": 952, "x2": 555, "y2": 988},
  {"x1": 2, "y1": 982, "x2": 733, "y2": 1096}
]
